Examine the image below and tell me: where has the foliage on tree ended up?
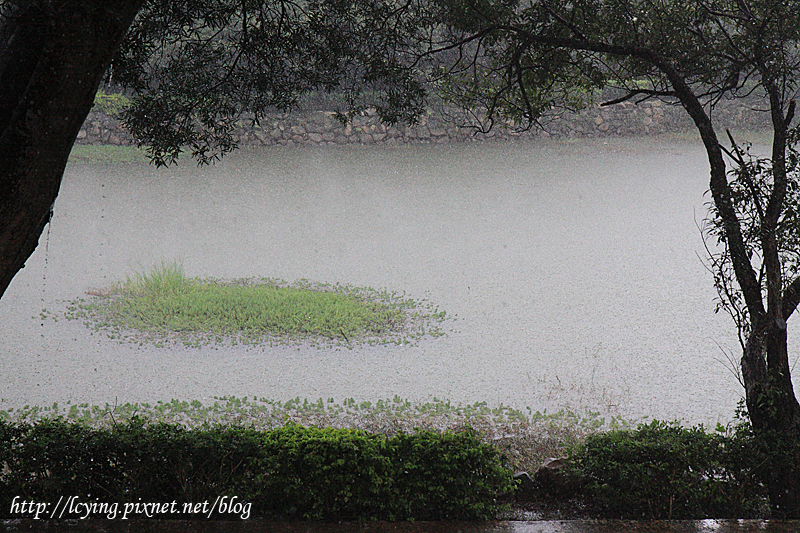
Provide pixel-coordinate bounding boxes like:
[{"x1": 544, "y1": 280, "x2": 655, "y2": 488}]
[{"x1": 111, "y1": 0, "x2": 427, "y2": 166}]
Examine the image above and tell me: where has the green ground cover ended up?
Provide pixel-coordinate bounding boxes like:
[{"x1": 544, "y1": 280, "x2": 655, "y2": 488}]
[
  {"x1": 67, "y1": 144, "x2": 148, "y2": 164},
  {"x1": 54, "y1": 262, "x2": 447, "y2": 348}
]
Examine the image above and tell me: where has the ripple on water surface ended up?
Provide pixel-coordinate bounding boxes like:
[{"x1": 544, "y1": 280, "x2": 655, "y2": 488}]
[{"x1": 2, "y1": 138, "x2": 795, "y2": 424}]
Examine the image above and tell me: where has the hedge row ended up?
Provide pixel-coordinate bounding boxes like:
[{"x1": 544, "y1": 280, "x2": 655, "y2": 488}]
[
  {"x1": 0, "y1": 419, "x2": 515, "y2": 521},
  {"x1": 571, "y1": 420, "x2": 773, "y2": 519}
]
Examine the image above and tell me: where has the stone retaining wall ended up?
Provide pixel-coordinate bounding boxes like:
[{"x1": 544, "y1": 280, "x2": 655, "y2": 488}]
[{"x1": 76, "y1": 98, "x2": 771, "y2": 148}]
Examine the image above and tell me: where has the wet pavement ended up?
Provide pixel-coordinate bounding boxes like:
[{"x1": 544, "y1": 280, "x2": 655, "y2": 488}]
[{"x1": 2, "y1": 519, "x2": 800, "y2": 532}]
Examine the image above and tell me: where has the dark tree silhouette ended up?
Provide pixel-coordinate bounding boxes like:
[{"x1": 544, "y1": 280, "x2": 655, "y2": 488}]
[
  {"x1": 0, "y1": 0, "x2": 426, "y2": 298},
  {"x1": 419, "y1": 0, "x2": 800, "y2": 516},
  {"x1": 0, "y1": 0, "x2": 144, "y2": 298}
]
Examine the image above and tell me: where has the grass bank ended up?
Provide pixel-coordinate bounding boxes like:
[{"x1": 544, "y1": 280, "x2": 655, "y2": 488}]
[{"x1": 67, "y1": 144, "x2": 148, "y2": 164}]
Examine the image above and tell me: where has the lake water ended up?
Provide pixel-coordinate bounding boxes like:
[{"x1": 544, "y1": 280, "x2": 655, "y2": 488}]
[{"x1": 3, "y1": 136, "x2": 796, "y2": 425}]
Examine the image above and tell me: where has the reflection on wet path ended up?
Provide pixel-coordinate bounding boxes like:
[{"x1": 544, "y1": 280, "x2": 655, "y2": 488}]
[{"x1": 3, "y1": 519, "x2": 800, "y2": 533}]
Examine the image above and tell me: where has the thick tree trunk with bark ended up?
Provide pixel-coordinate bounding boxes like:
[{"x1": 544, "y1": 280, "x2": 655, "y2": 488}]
[
  {"x1": 743, "y1": 320, "x2": 800, "y2": 517},
  {"x1": 0, "y1": 0, "x2": 143, "y2": 298},
  {"x1": 670, "y1": 72, "x2": 800, "y2": 517}
]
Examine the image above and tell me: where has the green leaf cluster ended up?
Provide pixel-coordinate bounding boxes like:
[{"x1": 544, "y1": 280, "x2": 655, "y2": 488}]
[
  {"x1": 703, "y1": 127, "x2": 800, "y2": 344},
  {"x1": 570, "y1": 420, "x2": 767, "y2": 519},
  {"x1": 112, "y1": 0, "x2": 428, "y2": 166},
  {"x1": 251, "y1": 424, "x2": 514, "y2": 520},
  {"x1": 91, "y1": 89, "x2": 132, "y2": 117},
  {"x1": 0, "y1": 419, "x2": 514, "y2": 521}
]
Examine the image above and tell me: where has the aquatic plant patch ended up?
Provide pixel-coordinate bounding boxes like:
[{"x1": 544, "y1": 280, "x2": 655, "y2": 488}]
[
  {"x1": 56, "y1": 263, "x2": 446, "y2": 348},
  {"x1": 0, "y1": 396, "x2": 633, "y2": 474}
]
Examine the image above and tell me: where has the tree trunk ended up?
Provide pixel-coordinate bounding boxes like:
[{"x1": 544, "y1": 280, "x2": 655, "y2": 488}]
[
  {"x1": 742, "y1": 320, "x2": 800, "y2": 517},
  {"x1": 669, "y1": 68, "x2": 800, "y2": 518},
  {"x1": 743, "y1": 87, "x2": 800, "y2": 518},
  {"x1": 0, "y1": 0, "x2": 144, "y2": 299}
]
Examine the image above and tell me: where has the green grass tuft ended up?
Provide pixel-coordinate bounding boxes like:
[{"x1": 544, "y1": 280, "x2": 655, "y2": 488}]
[{"x1": 60, "y1": 262, "x2": 447, "y2": 348}]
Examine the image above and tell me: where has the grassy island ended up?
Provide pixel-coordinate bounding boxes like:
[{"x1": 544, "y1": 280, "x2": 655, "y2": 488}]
[{"x1": 57, "y1": 262, "x2": 446, "y2": 348}]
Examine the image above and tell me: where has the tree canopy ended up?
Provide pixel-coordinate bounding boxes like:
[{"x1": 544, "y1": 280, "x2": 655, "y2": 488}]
[{"x1": 111, "y1": 0, "x2": 429, "y2": 165}]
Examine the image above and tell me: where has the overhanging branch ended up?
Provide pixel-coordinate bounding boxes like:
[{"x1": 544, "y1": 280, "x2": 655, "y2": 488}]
[{"x1": 600, "y1": 89, "x2": 676, "y2": 107}]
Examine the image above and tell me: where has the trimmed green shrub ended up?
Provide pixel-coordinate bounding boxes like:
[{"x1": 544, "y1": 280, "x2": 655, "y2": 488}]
[
  {"x1": 1, "y1": 419, "x2": 120, "y2": 502},
  {"x1": 725, "y1": 414, "x2": 800, "y2": 519},
  {"x1": 387, "y1": 430, "x2": 514, "y2": 520},
  {"x1": 0, "y1": 419, "x2": 514, "y2": 521},
  {"x1": 111, "y1": 419, "x2": 263, "y2": 503},
  {"x1": 572, "y1": 420, "x2": 766, "y2": 519},
  {"x1": 245, "y1": 424, "x2": 515, "y2": 520},
  {"x1": 247, "y1": 424, "x2": 393, "y2": 520}
]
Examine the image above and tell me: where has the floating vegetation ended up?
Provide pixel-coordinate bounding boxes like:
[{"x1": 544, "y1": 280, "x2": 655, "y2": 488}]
[
  {"x1": 0, "y1": 396, "x2": 635, "y2": 473},
  {"x1": 52, "y1": 262, "x2": 447, "y2": 348}
]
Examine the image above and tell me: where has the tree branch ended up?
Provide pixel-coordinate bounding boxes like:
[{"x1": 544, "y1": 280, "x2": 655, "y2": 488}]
[
  {"x1": 722, "y1": 129, "x2": 766, "y2": 225},
  {"x1": 600, "y1": 89, "x2": 676, "y2": 107},
  {"x1": 493, "y1": 24, "x2": 765, "y2": 318},
  {"x1": 782, "y1": 276, "x2": 800, "y2": 320},
  {"x1": 786, "y1": 100, "x2": 795, "y2": 128}
]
